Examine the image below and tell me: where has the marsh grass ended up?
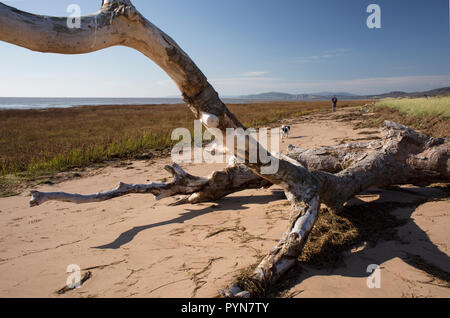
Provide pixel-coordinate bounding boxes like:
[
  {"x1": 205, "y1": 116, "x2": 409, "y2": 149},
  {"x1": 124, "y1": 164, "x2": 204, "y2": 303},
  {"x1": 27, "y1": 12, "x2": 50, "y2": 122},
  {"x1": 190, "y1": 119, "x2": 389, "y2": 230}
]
[
  {"x1": 376, "y1": 96, "x2": 450, "y2": 118},
  {"x1": 0, "y1": 100, "x2": 367, "y2": 194},
  {"x1": 0, "y1": 101, "x2": 364, "y2": 175},
  {"x1": 353, "y1": 106, "x2": 450, "y2": 138},
  {"x1": 0, "y1": 104, "x2": 189, "y2": 175}
]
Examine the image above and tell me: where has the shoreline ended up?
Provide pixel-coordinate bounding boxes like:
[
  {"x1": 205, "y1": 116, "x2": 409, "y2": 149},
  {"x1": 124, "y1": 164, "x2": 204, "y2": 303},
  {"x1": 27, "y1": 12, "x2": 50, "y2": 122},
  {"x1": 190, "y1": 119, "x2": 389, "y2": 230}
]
[{"x1": 0, "y1": 98, "x2": 280, "y2": 111}]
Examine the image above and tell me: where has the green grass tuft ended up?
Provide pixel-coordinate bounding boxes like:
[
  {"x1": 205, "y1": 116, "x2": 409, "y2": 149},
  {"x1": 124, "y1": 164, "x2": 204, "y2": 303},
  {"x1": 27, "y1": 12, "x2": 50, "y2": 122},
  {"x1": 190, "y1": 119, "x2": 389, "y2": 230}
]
[{"x1": 376, "y1": 96, "x2": 450, "y2": 118}]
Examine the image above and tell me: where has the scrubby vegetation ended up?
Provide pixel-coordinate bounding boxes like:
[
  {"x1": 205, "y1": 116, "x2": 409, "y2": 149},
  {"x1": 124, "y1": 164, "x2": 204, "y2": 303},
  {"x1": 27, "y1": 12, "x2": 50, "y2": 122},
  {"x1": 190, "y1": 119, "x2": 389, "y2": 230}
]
[
  {"x1": 376, "y1": 96, "x2": 450, "y2": 118},
  {"x1": 0, "y1": 100, "x2": 366, "y2": 194}
]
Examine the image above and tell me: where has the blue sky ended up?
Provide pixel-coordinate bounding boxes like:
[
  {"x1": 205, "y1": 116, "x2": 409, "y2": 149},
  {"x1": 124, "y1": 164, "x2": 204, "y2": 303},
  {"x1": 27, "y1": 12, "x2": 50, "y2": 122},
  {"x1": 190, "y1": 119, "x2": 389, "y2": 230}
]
[{"x1": 1, "y1": 0, "x2": 449, "y2": 97}]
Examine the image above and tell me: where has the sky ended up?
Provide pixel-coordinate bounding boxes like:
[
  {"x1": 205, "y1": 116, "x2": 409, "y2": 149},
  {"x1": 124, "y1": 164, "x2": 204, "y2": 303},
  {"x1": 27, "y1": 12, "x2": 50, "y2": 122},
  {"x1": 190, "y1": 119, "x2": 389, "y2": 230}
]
[{"x1": 0, "y1": 0, "x2": 450, "y2": 97}]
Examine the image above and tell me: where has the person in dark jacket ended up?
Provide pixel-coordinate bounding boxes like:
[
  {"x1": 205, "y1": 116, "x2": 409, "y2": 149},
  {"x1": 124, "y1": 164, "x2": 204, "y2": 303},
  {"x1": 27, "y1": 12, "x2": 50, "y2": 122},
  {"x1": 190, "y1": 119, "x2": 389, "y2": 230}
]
[{"x1": 332, "y1": 96, "x2": 338, "y2": 112}]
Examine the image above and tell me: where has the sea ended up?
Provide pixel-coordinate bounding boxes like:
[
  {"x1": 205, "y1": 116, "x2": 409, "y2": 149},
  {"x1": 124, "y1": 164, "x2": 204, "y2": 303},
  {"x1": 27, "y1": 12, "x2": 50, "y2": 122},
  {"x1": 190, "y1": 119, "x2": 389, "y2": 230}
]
[{"x1": 0, "y1": 97, "x2": 256, "y2": 110}]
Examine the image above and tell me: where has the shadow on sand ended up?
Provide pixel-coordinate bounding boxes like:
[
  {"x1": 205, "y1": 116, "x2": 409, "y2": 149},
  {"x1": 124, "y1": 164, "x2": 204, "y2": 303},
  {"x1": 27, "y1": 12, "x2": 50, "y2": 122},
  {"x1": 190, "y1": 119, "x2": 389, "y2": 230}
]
[
  {"x1": 92, "y1": 183, "x2": 449, "y2": 297},
  {"x1": 92, "y1": 190, "x2": 286, "y2": 250},
  {"x1": 268, "y1": 185, "x2": 450, "y2": 297}
]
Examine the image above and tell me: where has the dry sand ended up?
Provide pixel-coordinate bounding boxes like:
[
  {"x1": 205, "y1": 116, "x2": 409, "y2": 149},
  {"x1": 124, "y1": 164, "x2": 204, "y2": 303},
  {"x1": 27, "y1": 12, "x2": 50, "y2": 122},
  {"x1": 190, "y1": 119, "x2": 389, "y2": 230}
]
[{"x1": 0, "y1": 109, "x2": 448, "y2": 298}]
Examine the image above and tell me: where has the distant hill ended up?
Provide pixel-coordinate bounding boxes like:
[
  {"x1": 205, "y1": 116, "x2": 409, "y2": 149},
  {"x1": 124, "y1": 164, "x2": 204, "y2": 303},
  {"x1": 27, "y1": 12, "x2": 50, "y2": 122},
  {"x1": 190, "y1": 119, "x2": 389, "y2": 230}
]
[
  {"x1": 239, "y1": 87, "x2": 450, "y2": 101},
  {"x1": 240, "y1": 91, "x2": 359, "y2": 101},
  {"x1": 313, "y1": 91, "x2": 358, "y2": 97},
  {"x1": 366, "y1": 87, "x2": 450, "y2": 99}
]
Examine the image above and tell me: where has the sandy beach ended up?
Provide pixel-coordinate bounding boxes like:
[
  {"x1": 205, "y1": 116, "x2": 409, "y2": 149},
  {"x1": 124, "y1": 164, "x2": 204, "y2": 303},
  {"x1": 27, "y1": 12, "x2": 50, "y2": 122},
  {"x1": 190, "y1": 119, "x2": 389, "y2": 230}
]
[{"x1": 0, "y1": 109, "x2": 448, "y2": 298}]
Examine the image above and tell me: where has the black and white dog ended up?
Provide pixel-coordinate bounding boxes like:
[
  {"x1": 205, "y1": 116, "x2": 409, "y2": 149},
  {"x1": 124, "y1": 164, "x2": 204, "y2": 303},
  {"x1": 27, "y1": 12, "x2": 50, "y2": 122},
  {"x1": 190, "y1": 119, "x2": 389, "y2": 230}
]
[{"x1": 281, "y1": 125, "x2": 291, "y2": 139}]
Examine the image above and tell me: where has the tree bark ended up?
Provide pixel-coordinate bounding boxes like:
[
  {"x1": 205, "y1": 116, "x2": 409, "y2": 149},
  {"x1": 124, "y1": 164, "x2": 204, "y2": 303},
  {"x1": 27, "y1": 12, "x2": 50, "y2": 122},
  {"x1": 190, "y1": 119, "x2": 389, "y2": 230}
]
[
  {"x1": 1, "y1": 1, "x2": 449, "y2": 297},
  {"x1": 30, "y1": 163, "x2": 272, "y2": 207}
]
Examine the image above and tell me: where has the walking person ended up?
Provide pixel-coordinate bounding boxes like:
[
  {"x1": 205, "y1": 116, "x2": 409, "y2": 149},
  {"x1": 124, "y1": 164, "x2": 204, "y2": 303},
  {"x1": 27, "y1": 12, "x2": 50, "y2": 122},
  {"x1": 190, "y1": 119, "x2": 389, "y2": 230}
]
[{"x1": 332, "y1": 96, "x2": 338, "y2": 112}]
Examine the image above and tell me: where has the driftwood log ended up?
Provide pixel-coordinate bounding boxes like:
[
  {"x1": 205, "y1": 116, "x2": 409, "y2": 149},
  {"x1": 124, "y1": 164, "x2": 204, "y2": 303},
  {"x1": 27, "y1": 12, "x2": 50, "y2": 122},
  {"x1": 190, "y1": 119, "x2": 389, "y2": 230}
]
[{"x1": 1, "y1": 0, "x2": 449, "y2": 297}]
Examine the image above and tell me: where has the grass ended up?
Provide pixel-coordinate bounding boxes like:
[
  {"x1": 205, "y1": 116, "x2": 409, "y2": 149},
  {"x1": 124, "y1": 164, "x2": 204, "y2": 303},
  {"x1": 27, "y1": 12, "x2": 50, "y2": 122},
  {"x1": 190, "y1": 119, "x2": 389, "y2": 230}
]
[
  {"x1": 0, "y1": 104, "x2": 188, "y2": 176},
  {"x1": 0, "y1": 100, "x2": 366, "y2": 194},
  {"x1": 376, "y1": 96, "x2": 450, "y2": 118},
  {"x1": 353, "y1": 105, "x2": 450, "y2": 139}
]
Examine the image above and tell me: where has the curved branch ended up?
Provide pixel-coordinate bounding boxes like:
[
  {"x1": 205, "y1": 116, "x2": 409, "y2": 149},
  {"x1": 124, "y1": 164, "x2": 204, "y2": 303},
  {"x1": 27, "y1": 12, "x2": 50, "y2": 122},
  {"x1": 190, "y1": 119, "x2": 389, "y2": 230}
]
[
  {"x1": 0, "y1": 1, "x2": 241, "y2": 129},
  {"x1": 29, "y1": 163, "x2": 204, "y2": 206},
  {"x1": 0, "y1": 0, "x2": 310, "y2": 189},
  {"x1": 29, "y1": 163, "x2": 272, "y2": 207}
]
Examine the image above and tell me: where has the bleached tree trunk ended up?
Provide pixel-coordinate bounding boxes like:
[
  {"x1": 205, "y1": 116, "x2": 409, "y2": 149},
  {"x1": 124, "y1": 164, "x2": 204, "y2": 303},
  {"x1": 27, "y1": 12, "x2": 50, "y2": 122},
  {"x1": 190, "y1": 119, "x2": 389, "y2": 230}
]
[
  {"x1": 30, "y1": 163, "x2": 273, "y2": 207},
  {"x1": 30, "y1": 121, "x2": 449, "y2": 210},
  {"x1": 1, "y1": 1, "x2": 449, "y2": 297}
]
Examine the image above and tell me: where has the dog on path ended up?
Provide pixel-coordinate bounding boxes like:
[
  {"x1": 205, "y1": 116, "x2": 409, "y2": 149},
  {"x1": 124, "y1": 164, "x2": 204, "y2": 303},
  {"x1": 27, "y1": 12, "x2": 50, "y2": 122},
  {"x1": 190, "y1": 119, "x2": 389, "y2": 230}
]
[{"x1": 281, "y1": 125, "x2": 291, "y2": 139}]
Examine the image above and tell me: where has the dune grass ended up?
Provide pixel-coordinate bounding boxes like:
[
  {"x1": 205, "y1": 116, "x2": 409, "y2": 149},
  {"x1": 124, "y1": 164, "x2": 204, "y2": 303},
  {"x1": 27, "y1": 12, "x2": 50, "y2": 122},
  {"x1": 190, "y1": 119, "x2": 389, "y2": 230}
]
[{"x1": 376, "y1": 96, "x2": 450, "y2": 118}]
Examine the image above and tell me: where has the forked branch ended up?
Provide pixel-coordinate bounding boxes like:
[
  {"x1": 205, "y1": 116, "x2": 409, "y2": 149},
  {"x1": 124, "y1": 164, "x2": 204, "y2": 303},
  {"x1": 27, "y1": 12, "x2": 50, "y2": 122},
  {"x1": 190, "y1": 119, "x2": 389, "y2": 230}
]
[{"x1": 30, "y1": 163, "x2": 272, "y2": 207}]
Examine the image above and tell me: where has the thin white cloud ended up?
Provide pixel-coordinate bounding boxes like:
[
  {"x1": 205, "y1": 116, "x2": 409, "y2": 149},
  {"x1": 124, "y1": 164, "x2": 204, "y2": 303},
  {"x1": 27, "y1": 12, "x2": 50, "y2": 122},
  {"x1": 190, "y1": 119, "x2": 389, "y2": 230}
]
[
  {"x1": 324, "y1": 48, "x2": 351, "y2": 54},
  {"x1": 297, "y1": 48, "x2": 351, "y2": 63},
  {"x1": 210, "y1": 74, "x2": 450, "y2": 96},
  {"x1": 240, "y1": 71, "x2": 268, "y2": 77}
]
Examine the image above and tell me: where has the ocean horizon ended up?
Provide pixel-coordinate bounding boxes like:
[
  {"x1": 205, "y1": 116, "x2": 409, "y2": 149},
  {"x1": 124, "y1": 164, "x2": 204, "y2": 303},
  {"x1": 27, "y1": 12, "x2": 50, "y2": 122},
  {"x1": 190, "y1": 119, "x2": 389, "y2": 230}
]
[{"x1": 0, "y1": 97, "x2": 256, "y2": 110}]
